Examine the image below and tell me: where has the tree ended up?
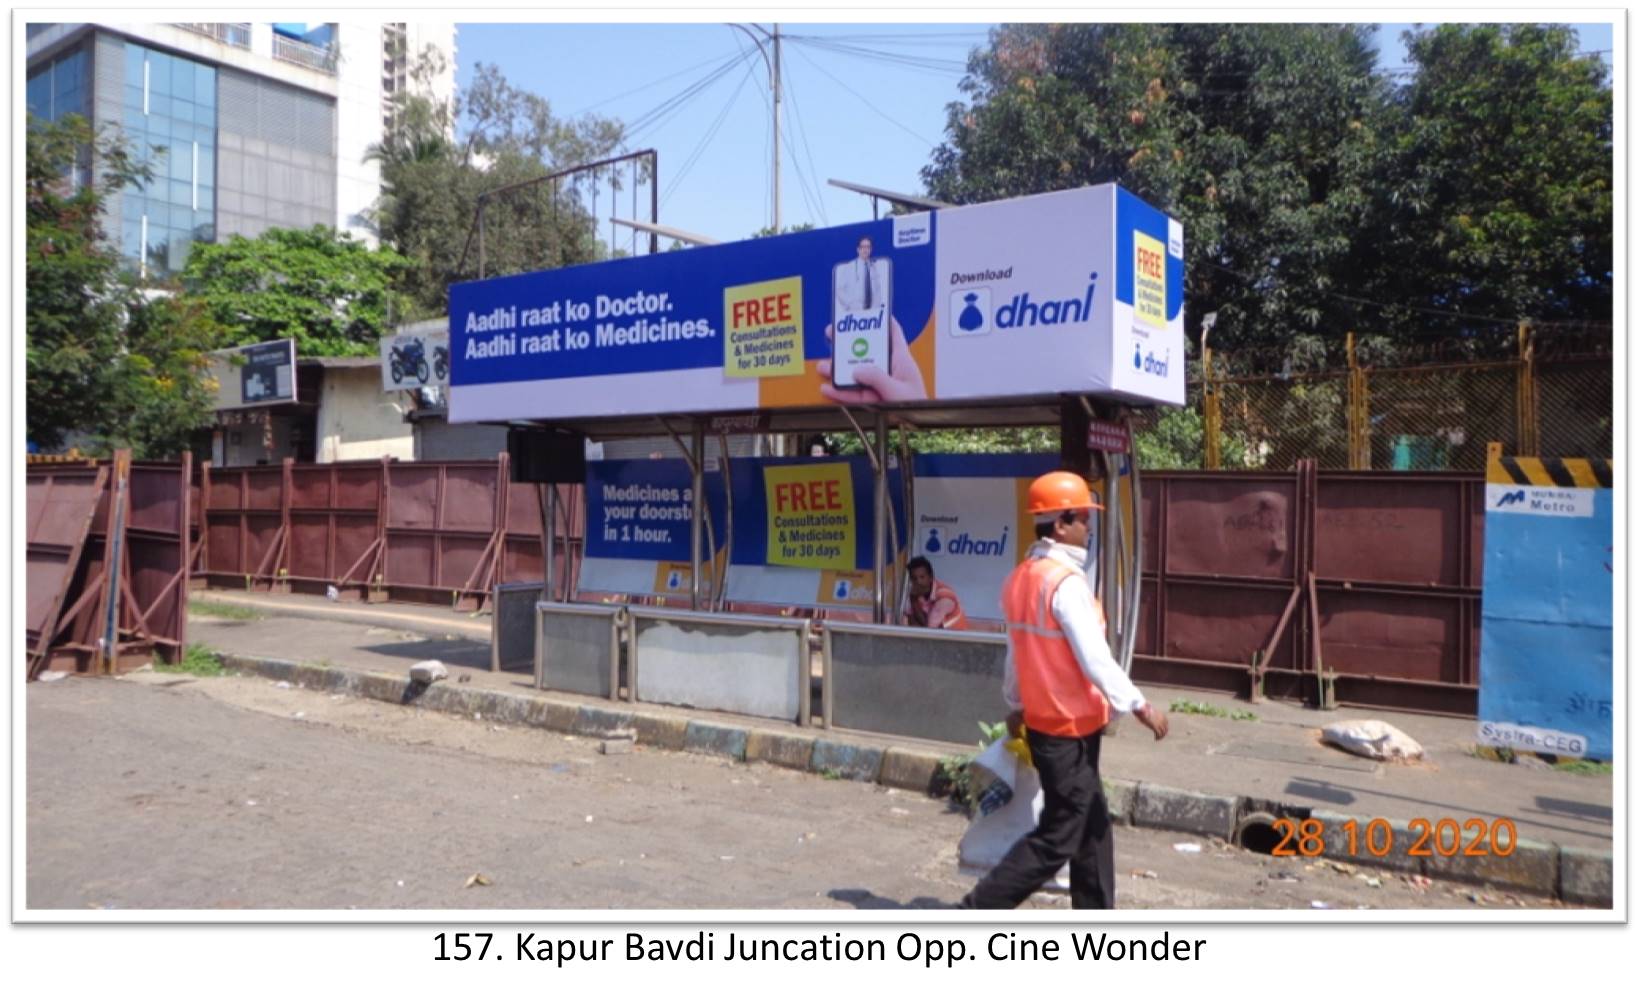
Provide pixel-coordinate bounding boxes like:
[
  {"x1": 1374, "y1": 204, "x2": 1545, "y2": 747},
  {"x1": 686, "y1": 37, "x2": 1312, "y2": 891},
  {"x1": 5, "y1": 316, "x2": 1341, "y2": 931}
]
[
  {"x1": 925, "y1": 24, "x2": 1390, "y2": 354},
  {"x1": 99, "y1": 292, "x2": 227, "y2": 456},
  {"x1": 26, "y1": 114, "x2": 222, "y2": 456},
  {"x1": 1360, "y1": 25, "x2": 1613, "y2": 334},
  {"x1": 368, "y1": 50, "x2": 628, "y2": 316},
  {"x1": 180, "y1": 226, "x2": 406, "y2": 357},
  {"x1": 924, "y1": 24, "x2": 1612, "y2": 356}
]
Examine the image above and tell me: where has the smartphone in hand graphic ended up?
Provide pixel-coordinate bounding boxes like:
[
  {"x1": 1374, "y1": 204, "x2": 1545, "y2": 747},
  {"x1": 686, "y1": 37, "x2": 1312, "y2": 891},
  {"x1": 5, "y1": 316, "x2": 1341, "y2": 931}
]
[{"x1": 831, "y1": 256, "x2": 892, "y2": 389}]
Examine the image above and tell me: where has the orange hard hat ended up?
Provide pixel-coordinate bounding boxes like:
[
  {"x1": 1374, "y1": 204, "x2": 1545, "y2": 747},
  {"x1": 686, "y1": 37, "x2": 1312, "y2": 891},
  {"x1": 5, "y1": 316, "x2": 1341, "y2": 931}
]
[{"x1": 1026, "y1": 471, "x2": 1103, "y2": 517}]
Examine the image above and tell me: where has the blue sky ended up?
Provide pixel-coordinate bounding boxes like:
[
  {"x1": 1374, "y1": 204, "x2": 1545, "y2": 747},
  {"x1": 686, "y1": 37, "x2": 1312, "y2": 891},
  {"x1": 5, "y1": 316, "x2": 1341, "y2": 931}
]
[{"x1": 453, "y1": 21, "x2": 1614, "y2": 251}]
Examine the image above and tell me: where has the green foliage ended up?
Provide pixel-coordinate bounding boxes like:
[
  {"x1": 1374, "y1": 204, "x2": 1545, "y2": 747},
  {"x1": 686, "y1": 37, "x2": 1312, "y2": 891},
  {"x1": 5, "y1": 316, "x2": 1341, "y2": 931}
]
[
  {"x1": 1135, "y1": 406, "x2": 1250, "y2": 470},
  {"x1": 25, "y1": 114, "x2": 221, "y2": 457},
  {"x1": 181, "y1": 226, "x2": 406, "y2": 357},
  {"x1": 1169, "y1": 699, "x2": 1258, "y2": 721},
  {"x1": 924, "y1": 24, "x2": 1611, "y2": 351},
  {"x1": 187, "y1": 599, "x2": 263, "y2": 621},
  {"x1": 159, "y1": 645, "x2": 227, "y2": 677},
  {"x1": 368, "y1": 49, "x2": 626, "y2": 316},
  {"x1": 1362, "y1": 25, "x2": 1612, "y2": 333},
  {"x1": 940, "y1": 720, "x2": 1012, "y2": 810},
  {"x1": 829, "y1": 427, "x2": 1057, "y2": 456},
  {"x1": 1555, "y1": 759, "x2": 1613, "y2": 776}
]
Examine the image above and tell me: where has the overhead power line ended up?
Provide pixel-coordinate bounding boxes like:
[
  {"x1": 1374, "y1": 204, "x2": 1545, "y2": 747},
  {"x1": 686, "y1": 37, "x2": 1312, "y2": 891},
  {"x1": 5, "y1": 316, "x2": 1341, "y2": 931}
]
[
  {"x1": 566, "y1": 48, "x2": 750, "y2": 117},
  {"x1": 789, "y1": 44, "x2": 940, "y2": 149},
  {"x1": 662, "y1": 56, "x2": 760, "y2": 212}
]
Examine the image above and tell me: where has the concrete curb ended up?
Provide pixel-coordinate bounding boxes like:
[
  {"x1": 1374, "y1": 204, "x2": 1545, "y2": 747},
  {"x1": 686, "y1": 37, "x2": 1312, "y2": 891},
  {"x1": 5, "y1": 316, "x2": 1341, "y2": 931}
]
[
  {"x1": 215, "y1": 653, "x2": 1611, "y2": 907},
  {"x1": 193, "y1": 592, "x2": 490, "y2": 641}
]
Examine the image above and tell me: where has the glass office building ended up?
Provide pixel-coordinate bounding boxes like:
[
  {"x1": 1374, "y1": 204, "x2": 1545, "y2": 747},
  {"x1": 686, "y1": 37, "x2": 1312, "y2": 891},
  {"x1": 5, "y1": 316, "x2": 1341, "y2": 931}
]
[
  {"x1": 26, "y1": 25, "x2": 342, "y2": 279},
  {"x1": 118, "y1": 41, "x2": 218, "y2": 276}
]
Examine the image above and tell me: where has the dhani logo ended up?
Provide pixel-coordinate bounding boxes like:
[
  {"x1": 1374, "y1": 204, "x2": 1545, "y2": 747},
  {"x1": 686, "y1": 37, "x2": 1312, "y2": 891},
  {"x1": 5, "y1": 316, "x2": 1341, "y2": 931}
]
[
  {"x1": 1133, "y1": 348, "x2": 1170, "y2": 377},
  {"x1": 1496, "y1": 490, "x2": 1527, "y2": 507},
  {"x1": 932, "y1": 526, "x2": 1010, "y2": 558},
  {"x1": 993, "y1": 273, "x2": 1099, "y2": 330},
  {"x1": 836, "y1": 309, "x2": 885, "y2": 333}
]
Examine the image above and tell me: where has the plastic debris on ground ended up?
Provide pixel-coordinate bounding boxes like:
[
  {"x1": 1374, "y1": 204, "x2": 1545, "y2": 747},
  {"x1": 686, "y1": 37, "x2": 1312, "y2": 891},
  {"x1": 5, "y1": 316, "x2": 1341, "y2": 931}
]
[
  {"x1": 956, "y1": 736, "x2": 1070, "y2": 891},
  {"x1": 1320, "y1": 718, "x2": 1424, "y2": 762},
  {"x1": 326, "y1": 586, "x2": 340, "y2": 601},
  {"x1": 1310, "y1": 900, "x2": 1332, "y2": 909},
  {"x1": 274, "y1": 681, "x2": 292, "y2": 689},
  {"x1": 409, "y1": 660, "x2": 449, "y2": 684},
  {"x1": 1172, "y1": 842, "x2": 1203, "y2": 854},
  {"x1": 463, "y1": 874, "x2": 492, "y2": 888},
  {"x1": 38, "y1": 671, "x2": 68, "y2": 683}
]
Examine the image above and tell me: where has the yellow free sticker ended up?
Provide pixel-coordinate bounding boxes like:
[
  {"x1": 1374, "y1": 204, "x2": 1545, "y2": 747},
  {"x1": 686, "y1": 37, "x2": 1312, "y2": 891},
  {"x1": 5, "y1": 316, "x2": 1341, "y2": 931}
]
[
  {"x1": 724, "y1": 277, "x2": 803, "y2": 378},
  {"x1": 765, "y1": 462, "x2": 854, "y2": 571},
  {"x1": 1134, "y1": 231, "x2": 1167, "y2": 329}
]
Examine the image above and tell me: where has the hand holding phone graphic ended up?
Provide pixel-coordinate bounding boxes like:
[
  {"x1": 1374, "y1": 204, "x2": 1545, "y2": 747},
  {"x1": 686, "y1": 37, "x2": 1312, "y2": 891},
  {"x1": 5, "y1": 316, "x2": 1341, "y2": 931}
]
[{"x1": 819, "y1": 255, "x2": 927, "y2": 404}]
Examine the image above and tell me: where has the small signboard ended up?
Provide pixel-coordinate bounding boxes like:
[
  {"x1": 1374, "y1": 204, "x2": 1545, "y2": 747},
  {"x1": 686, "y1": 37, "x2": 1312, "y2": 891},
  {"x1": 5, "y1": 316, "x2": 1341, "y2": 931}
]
[
  {"x1": 381, "y1": 329, "x2": 451, "y2": 391},
  {"x1": 208, "y1": 339, "x2": 296, "y2": 409},
  {"x1": 1086, "y1": 419, "x2": 1131, "y2": 453}
]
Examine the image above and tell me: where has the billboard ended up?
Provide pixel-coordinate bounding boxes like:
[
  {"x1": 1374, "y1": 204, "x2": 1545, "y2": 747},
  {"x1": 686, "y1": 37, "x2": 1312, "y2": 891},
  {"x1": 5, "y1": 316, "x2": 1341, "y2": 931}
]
[
  {"x1": 575, "y1": 455, "x2": 906, "y2": 610},
  {"x1": 207, "y1": 339, "x2": 296, "y2": 409},
  {"x1": 1476, "y1": 454, "x2": 1614, "y2": 760},
  {"x1": 380, "y1": 328, "x2": 450, "y2": 391},
  {"x1": 447, "y1": 185, "x2": 1184, "y2": 422}
]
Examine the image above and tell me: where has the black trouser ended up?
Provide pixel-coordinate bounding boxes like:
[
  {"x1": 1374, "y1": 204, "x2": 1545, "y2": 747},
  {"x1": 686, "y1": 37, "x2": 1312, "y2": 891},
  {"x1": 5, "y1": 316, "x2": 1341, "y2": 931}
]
[{"x1": 960, "y1": 727, "x2": 1115, "y2": 910}]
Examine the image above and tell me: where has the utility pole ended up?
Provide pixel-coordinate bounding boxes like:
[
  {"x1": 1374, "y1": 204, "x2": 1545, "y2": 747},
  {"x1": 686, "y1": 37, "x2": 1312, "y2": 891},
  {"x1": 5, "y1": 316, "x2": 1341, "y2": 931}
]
[
  {"x1": 731, "y1": 23, "x2": 781, "y2": 233},
  {"x1": 771, "y1": 24, "x2": 781, "y2": 234}
]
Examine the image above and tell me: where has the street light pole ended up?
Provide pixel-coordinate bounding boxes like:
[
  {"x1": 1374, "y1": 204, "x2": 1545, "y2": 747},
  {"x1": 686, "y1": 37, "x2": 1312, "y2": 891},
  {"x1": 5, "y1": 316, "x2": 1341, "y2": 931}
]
[
  {"x1": 730, "y1": 23, "x2": 780, "y2": 233},
  {"x1": 771, "y1": 24, "x2": 781, "y2": 234}
]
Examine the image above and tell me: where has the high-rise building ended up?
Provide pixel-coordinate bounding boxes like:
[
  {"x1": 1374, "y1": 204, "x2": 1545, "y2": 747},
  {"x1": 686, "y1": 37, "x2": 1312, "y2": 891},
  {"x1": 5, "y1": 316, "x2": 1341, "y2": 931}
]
[{"x1": 25, "y1": 21, "x2": 458, "y2": 277}]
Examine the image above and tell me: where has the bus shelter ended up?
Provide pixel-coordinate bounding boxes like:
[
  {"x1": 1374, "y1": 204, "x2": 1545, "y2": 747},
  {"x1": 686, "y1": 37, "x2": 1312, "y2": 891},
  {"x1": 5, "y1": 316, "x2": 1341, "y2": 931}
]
[{"x1": 450, "y1": 184, "x2": 1185, "y2": 739}]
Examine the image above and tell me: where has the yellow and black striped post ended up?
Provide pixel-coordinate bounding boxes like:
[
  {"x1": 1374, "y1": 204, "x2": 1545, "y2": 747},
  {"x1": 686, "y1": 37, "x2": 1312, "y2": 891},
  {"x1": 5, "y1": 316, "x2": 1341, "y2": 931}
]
[{"x1": 1486, "y1": 441, "x2": 1612, "y2": 489}]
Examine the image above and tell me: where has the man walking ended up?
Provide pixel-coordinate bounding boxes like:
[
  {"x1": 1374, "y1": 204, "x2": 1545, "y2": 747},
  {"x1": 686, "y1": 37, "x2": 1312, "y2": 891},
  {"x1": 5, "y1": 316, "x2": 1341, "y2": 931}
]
[{"x1": 959, "y1": 470, "x2": 1169, "y2": 910}]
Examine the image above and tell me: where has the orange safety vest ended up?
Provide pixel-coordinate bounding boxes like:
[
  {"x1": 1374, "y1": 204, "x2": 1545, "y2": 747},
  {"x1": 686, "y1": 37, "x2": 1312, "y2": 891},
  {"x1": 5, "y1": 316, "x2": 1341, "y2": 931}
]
[
  {"x1": 925, "y1": 579, "x2": 969, "y2": 630},
  {"x1": 1001, "y1": 555, "x2": 1110, "y2": 738}
]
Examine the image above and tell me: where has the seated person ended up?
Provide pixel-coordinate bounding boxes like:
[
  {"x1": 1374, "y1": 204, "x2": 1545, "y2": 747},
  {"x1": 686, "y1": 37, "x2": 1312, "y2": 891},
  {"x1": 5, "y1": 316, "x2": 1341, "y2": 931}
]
[{"x1": 905, "y1": 556, "x2": 968, "y2": 630}]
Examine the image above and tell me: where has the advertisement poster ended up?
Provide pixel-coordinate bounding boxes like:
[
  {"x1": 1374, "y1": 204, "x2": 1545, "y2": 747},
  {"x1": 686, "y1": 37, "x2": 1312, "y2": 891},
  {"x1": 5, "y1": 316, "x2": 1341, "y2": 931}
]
[
  {"x1": 1477, "y1": 456, "x2": 1614, "y2": 760},
  {"x1": 207, "y1": 338, "x2": 295, "y2": 409},
  {"x1": 448, "y1": 185, "x2": 1184, "y2": 423},
  {"x1": 380, "y1": 328, "x2": 451, "y2": 391},
  {"x1": 577, "y1": 458, "x2": 726, "y2": 599},
  {"x1": 576, "y1": 456, "x2": 902, "y2": 609},
  {"x1": 911, "y1": 454, "x2": 1059, "y2": 621},
  {"x1": 725, "y1": 456, "x2": 906, "y2": 610}
]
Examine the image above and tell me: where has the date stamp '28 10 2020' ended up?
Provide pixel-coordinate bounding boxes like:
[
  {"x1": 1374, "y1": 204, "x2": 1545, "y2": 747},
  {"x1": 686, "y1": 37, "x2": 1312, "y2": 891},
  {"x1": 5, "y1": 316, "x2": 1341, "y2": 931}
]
[{"x1": 1270, "y1": 818, "x2": 1519, "y2": 860}]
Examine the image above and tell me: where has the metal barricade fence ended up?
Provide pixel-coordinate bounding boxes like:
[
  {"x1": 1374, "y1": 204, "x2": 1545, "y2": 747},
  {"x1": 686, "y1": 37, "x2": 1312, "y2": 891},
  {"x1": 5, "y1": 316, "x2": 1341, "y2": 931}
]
[
  {"x1": 534, "y1": 601, "x2": 624, "y2": 700},
  {"x1": 627, "y1": 607, "x2": 811, "y2": 725},
  {"x1": 822, "y1": 622, "x2": 1009, "y2": 745}
]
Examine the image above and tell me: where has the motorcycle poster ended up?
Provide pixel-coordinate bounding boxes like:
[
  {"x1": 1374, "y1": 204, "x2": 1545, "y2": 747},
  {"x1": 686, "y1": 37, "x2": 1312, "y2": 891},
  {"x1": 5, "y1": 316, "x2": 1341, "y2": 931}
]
[{"x1": 379, "y1": 329, "x2": 451, "y2": 391}]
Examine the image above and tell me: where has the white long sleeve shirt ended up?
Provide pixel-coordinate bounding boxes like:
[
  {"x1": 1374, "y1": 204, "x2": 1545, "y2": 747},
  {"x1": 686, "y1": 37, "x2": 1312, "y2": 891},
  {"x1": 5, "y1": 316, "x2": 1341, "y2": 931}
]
[{"x1": 1002, "y1": 539, "x2": 1148, "y2": 716}]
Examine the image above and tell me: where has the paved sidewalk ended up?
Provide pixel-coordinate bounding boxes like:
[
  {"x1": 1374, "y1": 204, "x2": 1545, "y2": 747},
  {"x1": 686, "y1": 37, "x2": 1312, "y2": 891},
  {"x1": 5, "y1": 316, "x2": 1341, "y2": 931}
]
[{"x1": 185, "y1": 590, "x2": 1615, "y2": 902}]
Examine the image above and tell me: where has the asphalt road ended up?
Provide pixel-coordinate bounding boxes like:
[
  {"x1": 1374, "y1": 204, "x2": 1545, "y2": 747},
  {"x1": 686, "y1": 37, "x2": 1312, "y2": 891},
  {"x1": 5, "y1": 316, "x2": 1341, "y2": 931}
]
[{"x1": 26, "y1": 673, "x2": 1575, "y2": 912}]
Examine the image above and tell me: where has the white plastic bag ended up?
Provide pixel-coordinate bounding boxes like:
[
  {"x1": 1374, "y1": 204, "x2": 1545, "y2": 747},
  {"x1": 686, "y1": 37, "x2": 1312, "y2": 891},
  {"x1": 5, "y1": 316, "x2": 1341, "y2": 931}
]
[
  {"x1": 1321, "y1": 719, "x2": 1423, "y2": 761},
  {"x1": 957, "y1": 738, "x2": 1070, "y2": 890}
]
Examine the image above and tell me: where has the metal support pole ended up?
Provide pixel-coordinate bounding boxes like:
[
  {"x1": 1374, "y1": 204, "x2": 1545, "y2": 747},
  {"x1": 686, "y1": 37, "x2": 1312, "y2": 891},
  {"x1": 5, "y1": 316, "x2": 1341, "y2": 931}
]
[
  {"x1": 1122, "y1": 421, "x2": 1144, "y2": 674},
  {"x1": 649, "y1": 152, "x2": 659, "y2": 254},
  {"x1": 873, "y1": 412, "x2": 889, "y2": 624},
  {"x1": 772, "y1": 24, "x2": 781, "y2": 233},
  {"x1": 690, "y1": 422, "x2": 705, "y2": 610},
  {"x1": 1101, "y1": 447, "x2": 1120, "y2": 622},
  {"x1": 544, "y1": 484, "x2": 558, "y2": 602}
]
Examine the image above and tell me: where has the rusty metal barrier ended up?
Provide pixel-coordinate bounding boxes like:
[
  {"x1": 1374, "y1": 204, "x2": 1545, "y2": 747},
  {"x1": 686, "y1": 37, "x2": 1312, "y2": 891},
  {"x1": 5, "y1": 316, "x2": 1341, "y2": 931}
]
[
  {"x1": 25, "y1": 453, "x2": 191, "y2": 677},
  {"x1": 194, "y1": 455, "x2": 583, "y2": 611},
  {"x1": 1134, "y1": 463, "x2": 1484, "y2": 715}
]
